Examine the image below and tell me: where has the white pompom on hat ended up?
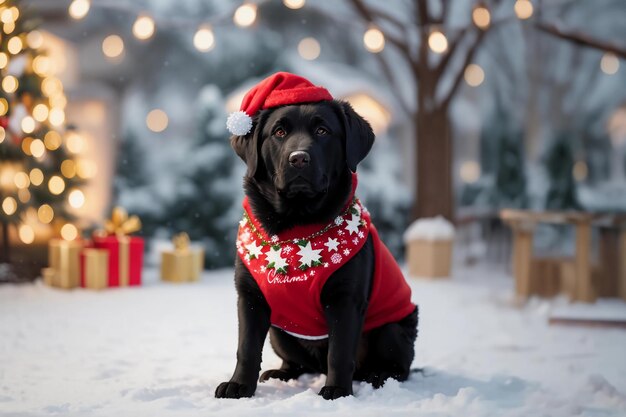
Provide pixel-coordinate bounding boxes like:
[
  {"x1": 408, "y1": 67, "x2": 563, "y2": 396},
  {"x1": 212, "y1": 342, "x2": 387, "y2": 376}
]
[{"x1": 226, "y1": 72, "x2": 333, "y2": 136}]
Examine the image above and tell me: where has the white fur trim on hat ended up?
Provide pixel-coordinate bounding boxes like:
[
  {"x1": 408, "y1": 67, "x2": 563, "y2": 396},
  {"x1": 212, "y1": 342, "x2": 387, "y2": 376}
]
[{"x1": 226, "y1": 111, "x2": 253, "y2": 136}]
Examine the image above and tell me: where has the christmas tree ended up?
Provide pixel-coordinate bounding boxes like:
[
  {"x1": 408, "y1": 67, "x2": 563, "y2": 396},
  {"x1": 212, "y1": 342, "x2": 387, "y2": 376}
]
[
  {"x1": 545, "y1": 133, "x2": 580, "y2": 210},
  {"x1": 0, "y1": 0, "x2": 82, "y2": 267},
  {"x1": 164, "y1": 85, "x2": 242, "y2": 268}
]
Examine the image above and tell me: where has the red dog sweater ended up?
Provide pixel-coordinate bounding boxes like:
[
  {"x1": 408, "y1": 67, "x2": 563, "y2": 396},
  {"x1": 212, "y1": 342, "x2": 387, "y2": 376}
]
[{"x1": 236, "y1": 176, "x2": 415, "y2": 340}]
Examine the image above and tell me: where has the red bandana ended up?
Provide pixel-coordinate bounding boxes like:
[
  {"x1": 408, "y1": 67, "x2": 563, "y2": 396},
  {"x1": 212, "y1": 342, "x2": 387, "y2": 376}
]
[{"x1": 236, "y1": 176, "x2": 415, "y2": 339}]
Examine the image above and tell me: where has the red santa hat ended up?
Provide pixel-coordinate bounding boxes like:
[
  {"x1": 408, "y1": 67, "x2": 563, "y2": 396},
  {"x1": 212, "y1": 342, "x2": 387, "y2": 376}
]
[{"x1": 226, "y1": 72, "x2": 333, "y2": 136}]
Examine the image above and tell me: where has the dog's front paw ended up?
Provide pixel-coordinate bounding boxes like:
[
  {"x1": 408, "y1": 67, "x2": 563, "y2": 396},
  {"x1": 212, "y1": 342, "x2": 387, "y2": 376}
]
[
  {"x1": 318, "y1": 385, "x2": 352, "y2": 400},
  {"x1": 215, "y1": 381, "x2": 255, "y2": 399}
]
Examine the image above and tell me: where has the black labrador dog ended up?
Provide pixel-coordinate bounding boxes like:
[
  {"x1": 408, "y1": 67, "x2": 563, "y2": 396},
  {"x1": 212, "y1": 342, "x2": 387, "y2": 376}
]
[{"x1": 215, "y1": 100, "x2": 418, "y2": 400}]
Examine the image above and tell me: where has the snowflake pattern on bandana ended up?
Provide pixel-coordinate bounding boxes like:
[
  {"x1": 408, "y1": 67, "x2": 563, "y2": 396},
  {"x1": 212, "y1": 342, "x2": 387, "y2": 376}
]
[{"x1": 237, "y1": 198, "x2": 370, "y2": 285}]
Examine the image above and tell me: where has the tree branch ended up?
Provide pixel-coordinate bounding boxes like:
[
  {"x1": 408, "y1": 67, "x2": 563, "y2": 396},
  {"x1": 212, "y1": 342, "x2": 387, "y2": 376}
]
[
  {"x1": 434, "y1": 27, "x2": 469, "y2": 78},
  {"x1": 348, "y1": 0, "x2": 414, "y2": 63},
  {"x1": 536, "y1": 22, "x2": 626, "y2": 59},
  {"x1": 441, "y1": 30, "x2": 487, "y2": 108}
]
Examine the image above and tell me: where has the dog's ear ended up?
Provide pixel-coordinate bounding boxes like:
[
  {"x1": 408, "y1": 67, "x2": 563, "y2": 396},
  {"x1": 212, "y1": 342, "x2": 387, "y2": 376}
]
[
  {"x1": 230, "y1": 119, "x2": 263, "y2": 177},
  {"x1": 340, "y1": 101, "x2": 375, "y2": 172}
]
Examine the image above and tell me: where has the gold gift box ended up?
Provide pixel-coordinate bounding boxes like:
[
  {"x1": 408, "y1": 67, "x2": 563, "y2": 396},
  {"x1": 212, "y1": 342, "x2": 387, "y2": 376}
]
[
  {"x1": 161, "y1": 250, "x2": 204, "y2": 282},
  {"x1": 46, "y1": 239, "x2": 83, "y2": 289},
  {"x1": 82, "y1": 248, "x2": 109, "y2": 290},
  {"x1": 161, "y1": 233, "x2": 204, "y2": 283}
]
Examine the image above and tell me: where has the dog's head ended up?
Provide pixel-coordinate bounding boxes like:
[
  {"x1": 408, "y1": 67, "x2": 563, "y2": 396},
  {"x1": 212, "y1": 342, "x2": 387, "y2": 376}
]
[{"x1": 231, "y1": 100, "x2": 374, "y2": 227}]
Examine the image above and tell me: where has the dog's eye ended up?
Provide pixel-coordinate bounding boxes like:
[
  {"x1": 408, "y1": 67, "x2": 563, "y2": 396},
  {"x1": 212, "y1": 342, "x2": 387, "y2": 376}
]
[
  {"x1": 316, "y1": 127, "x2": 329, "y2": 136},
  {"x1": 273, "y1": 128, "x2": 287, "y2": 138}
]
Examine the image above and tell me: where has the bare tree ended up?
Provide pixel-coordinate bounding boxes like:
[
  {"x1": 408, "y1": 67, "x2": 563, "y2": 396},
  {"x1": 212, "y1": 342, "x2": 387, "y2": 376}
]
[{"x1": 347, "y1": 0, "x2": 626, "y2": 221}]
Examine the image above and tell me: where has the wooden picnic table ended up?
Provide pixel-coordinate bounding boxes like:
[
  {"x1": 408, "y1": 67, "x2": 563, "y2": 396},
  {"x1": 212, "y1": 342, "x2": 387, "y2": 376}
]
[{"x1": 500, "y1": 210, "x2": 626, "y2": 303}]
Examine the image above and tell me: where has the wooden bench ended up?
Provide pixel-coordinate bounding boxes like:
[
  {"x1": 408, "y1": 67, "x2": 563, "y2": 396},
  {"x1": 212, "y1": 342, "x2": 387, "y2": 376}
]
[{"x1": 500, "y1": 210, "x2": 626, "y2": 303}]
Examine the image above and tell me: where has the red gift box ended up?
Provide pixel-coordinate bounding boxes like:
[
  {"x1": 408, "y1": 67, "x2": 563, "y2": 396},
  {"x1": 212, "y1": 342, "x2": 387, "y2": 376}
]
[{"x1": 92, "y1": 235, "x2": 144, "y2": 287}]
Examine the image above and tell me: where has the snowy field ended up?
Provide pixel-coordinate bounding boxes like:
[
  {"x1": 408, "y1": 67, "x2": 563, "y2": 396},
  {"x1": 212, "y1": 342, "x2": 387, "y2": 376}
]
[{"x1": 1, "y1": 264, "x2": 626, "y2": 417}]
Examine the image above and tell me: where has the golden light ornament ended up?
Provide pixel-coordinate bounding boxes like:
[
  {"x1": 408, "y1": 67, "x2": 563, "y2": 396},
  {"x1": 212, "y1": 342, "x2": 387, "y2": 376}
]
[
  {"x1": 193, "y1": 25, "x2": 215, "y2": 52},
  {"x1": 33, "y1": 103, "x2": 49, "y2": 122},
  {"x1": 460, "y1": 161, "x2": 481, "y2": 183},
  {"x1": 18, "y1": 224, "x2": 35, "y2": 244},
  {"x1": 2, "y1": 196, "x2": 17, "y2": 215},
  {"x1": 472, "y1": 5, "x2": 491, "y2": 29},
  {"x1": 68, "y1": 189, "x2": 85, "y2": 208},
  {"x1": 42, "y1": 77, "x2": 63, "y2": 97},
  {"x1": 18, "y1": 188, "x2": 30, "y2": 203},
  {"x1": 26, "y1": 30, "x2": 44, "y2": 49},
  {"x1": 32, "y1": 56, "x2": 51, "y2": 76},
  {"x1": 76, "y1": 160, "x2": 97, "y2": 179},
  {"x1": 29, "y1": 168, "x2": 44, "y2": 186},
  {"x1": 21, "y1": 116, "x2": 36, "y2": 134},
  {"x1": 0, "y1": 126, "x2": 4, "y2": 143},
  {"x1": 363, "y1": 27, "x2": 385, "y2": 53},
  {"x1": 464, "y1": 64, "x2": 485, "y2": 87},
  {"x1": 61, "y1": 223, "x2": 78, "y2": 241},
  {"x1": 61, "y1": 160, "x2": 76, "y2": 178},
  {"x1": 146, "y1": 109, "x2": 169, "y2": 132},
  {"x1": 21, "y1": 137, "x2": 33, "y2": 155},
  {"x1": 65, "y1": 131, "x2": 84, "y2": 154},
  {"x1": 233, "y1": 3, "x2": 257, "y2": 27},
  {"x1": 0, "y1": 8, "x2": 14, "y2": 24},
  {"x1": 7, "y1": 36, "x2": 22, "y2": 55},
  {"x1": 49, "y1": 94, "x2": 67, "y2": 109},
  {"x1": 297, "y1": 37, "x2": 321, "y2": 60},
  {"x1": 601, "y1": 52, "x2": 619, "y2": 75},
  {"x1": 0, "y1": 52, "x2": 8, "y2": 69},
  {"x1": 48, "y1": 108, "x2": 65, "y2": 126},
  {"x1": 3, "y1": 21, "x2": 15, "y2": 35},
  {"x1": 132, "y1": 14, "x2": 156, "y2": 40},
  {"x1": 283, "y1": 0, "x2": 305, "y2": 9},
  {"x1": 0, "y1": 98, "x2": 7, "y2": 115},
  {"x1": 69, "y1": 0, "x2": 90, "y2": 20},
  {"x1": 2, "y1": 75, "x2": 18, "y2": 93},
  {"x1": 38, "y1": 204, "x2": 54, "y2": 224},
  {"x1": 30, "y1": 139, "x2": 46, "y2": 158},
  {"x1": 102, "y1": 34, "x2": 124, "y2": 59},
  {"x1": 514, "y1": 0, "x2": 533, "y2": 20},
  {"x1": 9, "y1": 6, "x2": 19, "y2": 21},
  {"x1": 48, "y1": 175, "x2": 65, "y2": 195},
  {"x1": 428, "y1": 29, "x2": 448, "y2": 54},
  {"x1": 13, "y1": 171, "x2": 29, "y2": 189},
  {"x1": 44, "y1": 131, "x2": 62, "y2": 150}
]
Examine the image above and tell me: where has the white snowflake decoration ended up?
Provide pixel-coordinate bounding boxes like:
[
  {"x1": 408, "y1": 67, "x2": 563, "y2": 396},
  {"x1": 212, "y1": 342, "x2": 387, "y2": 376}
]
[
  {"x1": 324, "y1": 237, "x2": 340, "y2": 252},
  {"x1": 331, "y1": 253, "x2": 343, "y2": 264},
  {"x1": 343, "y1": 248, "x2": 351, "y2": 256},
  {"x1": 334, "y1": 216, "x2": 344, "y2": 226},
  {"x1": 345, "y1": 215, "x2": 361, "y2": 235},
  {"x1": 245, "y1": 241, "x2": 264, "y2": 260},
  {"x1": 358, "y1": 231, "x2": 365, "y2": 239},
  {"x1": 265, "y1": 246, "x2": 288, "y2": 273},
  {"x1": 297, "y1": 241, "x2": 323, "y2": 269}
]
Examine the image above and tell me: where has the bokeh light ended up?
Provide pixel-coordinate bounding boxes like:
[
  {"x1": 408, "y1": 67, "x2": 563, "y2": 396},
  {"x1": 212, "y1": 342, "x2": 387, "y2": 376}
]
[{"x1": 297, "y1": 37, "x2": 321, "y2": 60}]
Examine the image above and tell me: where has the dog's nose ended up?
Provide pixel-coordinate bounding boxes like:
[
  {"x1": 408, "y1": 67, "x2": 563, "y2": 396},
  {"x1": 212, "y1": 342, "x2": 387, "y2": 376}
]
[{"x1": 289, "y1": 151, "x2": 310, "y2": 169}]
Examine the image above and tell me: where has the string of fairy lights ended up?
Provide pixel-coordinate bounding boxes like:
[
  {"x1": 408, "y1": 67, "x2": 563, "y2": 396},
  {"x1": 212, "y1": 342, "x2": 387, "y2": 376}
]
[{"x1": 68, "y1": 0, "x2": 621, "y2": 92}]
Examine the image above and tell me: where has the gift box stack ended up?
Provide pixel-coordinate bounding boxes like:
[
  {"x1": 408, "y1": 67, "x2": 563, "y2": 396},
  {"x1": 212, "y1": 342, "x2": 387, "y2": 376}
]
[{"x1": 42, "y1": 207, "x2": 144, "y2": 290}]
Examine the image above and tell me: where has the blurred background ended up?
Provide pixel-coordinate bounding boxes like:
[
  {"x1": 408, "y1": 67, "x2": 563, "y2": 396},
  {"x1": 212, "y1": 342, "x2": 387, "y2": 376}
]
[{"x1": 1, "y1": 0, "x2": 625, "y2": 280}]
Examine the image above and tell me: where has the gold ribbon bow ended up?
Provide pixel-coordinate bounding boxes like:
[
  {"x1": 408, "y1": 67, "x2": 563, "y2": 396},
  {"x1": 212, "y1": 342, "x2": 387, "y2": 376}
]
[
  {"x1": 173, "y1": 232, "x2": 190, "y2": 251},
  {"x1": 104, "y1": 207, "x2": 142, "y2": 236}
]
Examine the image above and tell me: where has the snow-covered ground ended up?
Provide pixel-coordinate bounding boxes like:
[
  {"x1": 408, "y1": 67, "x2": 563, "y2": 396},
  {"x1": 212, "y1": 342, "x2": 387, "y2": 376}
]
[{"x1": 1, "y1": 264, "x2": 626, "y2": 417}]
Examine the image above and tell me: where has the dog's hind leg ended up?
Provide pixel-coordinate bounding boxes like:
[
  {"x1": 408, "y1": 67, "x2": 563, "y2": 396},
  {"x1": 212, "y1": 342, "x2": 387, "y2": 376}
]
[
  {"x1": 259, "y1": 327, "x2": 322, "y2": 383},
  {"x1": 356, "y1": 306, "x2": 418, "y2": 388}
]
